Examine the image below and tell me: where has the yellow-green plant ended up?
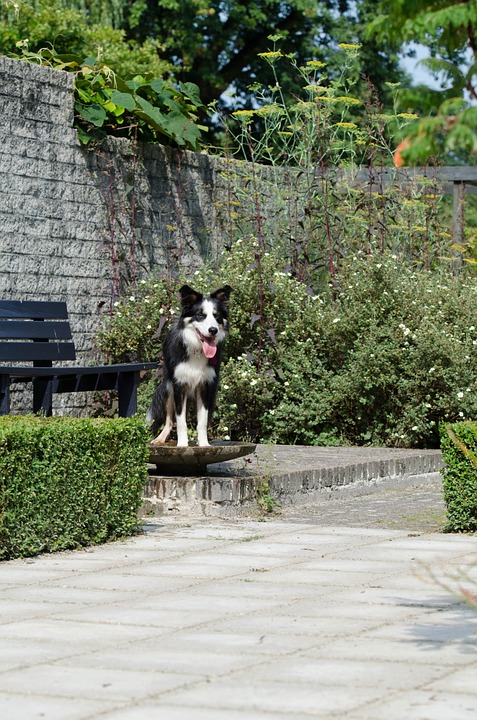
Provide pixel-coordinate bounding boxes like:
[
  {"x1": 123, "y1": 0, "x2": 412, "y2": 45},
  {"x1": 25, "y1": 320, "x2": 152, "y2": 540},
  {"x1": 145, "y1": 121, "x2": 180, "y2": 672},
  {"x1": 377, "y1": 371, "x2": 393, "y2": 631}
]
[{"x1": 216, "y1": 40, "x2": 449, "y2": 295}]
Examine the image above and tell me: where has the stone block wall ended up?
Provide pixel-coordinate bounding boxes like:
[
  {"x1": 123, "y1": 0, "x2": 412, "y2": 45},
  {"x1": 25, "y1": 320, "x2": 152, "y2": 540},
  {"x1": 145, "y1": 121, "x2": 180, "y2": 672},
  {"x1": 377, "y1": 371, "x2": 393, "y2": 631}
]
[{"x1": 0, "y1": 55, "x2": 237, "y2": 413}]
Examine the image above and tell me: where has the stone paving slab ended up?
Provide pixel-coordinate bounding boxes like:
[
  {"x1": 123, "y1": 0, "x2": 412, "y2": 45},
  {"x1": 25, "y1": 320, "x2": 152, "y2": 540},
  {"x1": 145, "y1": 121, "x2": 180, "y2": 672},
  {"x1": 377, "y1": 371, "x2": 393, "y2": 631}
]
[
  {"x1": 0, "y1": 510, "x2": 476, "y2": 720},
  {"x1": 281, "y1": 479, "x2": 447, "y2": 532}
]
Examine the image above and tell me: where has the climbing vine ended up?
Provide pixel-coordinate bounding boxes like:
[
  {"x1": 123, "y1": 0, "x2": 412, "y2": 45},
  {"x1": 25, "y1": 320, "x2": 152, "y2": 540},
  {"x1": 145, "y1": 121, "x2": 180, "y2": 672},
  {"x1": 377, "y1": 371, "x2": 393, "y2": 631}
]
[{"x1": 12, "y1": 44, "x2": 207, "y2": 149}]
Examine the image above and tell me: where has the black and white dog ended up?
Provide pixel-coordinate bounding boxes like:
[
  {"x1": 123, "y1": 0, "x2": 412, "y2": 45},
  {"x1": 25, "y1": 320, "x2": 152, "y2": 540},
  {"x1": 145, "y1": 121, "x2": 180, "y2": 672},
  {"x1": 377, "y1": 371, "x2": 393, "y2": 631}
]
[{"x1": 147, "y1": 284, "x2": 232, "y2": 447}]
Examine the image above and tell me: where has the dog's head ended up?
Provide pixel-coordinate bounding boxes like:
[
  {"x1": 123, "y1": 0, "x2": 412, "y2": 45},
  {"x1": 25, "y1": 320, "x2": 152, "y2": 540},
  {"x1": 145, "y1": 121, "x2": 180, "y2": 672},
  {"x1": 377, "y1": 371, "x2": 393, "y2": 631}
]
[{"x1": 179, "y1": 285, "x2": 232, "y2": 360}]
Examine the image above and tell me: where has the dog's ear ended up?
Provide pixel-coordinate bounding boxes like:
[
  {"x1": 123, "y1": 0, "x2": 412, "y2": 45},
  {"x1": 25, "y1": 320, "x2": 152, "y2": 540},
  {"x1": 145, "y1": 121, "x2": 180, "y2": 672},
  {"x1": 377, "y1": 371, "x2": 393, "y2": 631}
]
[
  {"x1": 179, "y1": 285, "x2": 203, "y2": 308},
  {"x1": 210, "y1": 285, "x2": 233, "y2": 305}
]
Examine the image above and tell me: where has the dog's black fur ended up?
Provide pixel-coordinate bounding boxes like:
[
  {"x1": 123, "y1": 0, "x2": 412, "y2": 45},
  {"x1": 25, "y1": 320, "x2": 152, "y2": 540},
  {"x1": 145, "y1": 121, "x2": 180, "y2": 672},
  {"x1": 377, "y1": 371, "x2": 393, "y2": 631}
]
[{"x1": 147, "y1": 284, "x2": 232, "y2": 447}]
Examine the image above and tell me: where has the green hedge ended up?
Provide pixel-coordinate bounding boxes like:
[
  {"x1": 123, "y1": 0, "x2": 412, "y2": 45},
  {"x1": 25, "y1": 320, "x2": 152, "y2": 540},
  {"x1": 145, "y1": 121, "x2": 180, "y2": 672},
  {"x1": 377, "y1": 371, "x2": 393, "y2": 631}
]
[
  {"x1": 0, "y1": 416, "x2": 150, "y2": 560},
  {"x1": 440, "y1": 421, "x2": 477, "y2": 533}
]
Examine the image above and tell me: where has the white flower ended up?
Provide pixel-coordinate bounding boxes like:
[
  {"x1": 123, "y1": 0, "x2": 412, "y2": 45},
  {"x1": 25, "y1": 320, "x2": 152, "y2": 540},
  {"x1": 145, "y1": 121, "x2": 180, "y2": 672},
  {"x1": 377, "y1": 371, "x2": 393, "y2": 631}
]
[
  {"x1": 457, "y1": 391, "x2": 464, "y2": 399},
  {"x1": 250, "y1": 379, "x2": 258, "y2": 387},
  {"x1": 412, "y1": 425, "x2": 418, "y2": 431},
  {"x1": 333, "y1": 318, "x2": 340, "y2": 323},
  {"x1": 129, "y1": 296, "x2": 135, "y2": 302},
  {"x1": 459, "y1": 412, "x2": 464, "y2": 417}
]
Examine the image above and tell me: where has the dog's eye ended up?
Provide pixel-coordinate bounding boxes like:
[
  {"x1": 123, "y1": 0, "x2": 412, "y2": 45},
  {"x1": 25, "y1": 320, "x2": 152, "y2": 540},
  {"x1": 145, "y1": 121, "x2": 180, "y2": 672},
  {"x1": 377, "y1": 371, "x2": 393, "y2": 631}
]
[{"x1": 196, "y1": 312, "x2": 206, "y2": 321}]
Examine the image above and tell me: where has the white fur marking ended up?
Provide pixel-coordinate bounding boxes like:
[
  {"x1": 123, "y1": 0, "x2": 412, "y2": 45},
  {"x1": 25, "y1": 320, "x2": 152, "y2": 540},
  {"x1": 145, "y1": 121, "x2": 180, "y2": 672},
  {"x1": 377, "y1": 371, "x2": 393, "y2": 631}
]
[
  {"x1": 196, "y1": 392, "x2": 210, "y2": 447},
  {"x1": 176, "y1": 399, "x2": 189, "y2": 447},
  {"x1": 174, "y1": 359, "x2": 215, "y2": 390},
  {"x1": 184, "y1": 300, "x2": 226, "y2": 348}
]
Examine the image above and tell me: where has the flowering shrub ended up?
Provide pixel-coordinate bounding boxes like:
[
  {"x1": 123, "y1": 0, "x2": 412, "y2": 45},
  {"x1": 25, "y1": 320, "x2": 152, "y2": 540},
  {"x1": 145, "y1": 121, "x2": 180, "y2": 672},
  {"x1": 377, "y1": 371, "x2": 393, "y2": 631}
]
[
  {"x1": 97, "y1": 277, "x2": 178, "y2": 364},
  {"x1": 97, "y1": 239, "x2": 477, "y2": 449},
  {"x1": 212, "y1": 243, "x2": 477, "y2": 448},
  {"x1": 220, "y1": 42, "x2": 454, "y2": 289}
]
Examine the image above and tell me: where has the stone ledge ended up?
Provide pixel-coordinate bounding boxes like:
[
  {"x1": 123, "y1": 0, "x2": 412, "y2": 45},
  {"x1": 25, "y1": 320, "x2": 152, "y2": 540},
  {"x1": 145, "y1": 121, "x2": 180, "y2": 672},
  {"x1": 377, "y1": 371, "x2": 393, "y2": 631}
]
[{"x1": 141, "y1": 444, "x2": 444, "y2": 518}]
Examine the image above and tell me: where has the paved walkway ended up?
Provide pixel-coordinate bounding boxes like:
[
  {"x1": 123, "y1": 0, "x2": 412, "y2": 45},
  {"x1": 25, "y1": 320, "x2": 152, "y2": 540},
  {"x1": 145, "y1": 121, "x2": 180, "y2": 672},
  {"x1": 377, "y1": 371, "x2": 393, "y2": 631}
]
[
  {"x1": 280, "y1": 479, "x2": 447, "y2": 532},
  {"x1": 1, "y1": 478, "x2": 476, "y2": 720}
]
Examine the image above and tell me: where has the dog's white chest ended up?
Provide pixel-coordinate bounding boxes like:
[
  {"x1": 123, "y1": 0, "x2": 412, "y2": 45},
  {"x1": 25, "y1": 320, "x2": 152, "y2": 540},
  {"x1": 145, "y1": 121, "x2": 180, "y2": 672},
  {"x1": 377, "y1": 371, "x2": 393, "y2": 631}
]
[{"x1": 173, "y1": 356, "x2": 215, "y2": 391}]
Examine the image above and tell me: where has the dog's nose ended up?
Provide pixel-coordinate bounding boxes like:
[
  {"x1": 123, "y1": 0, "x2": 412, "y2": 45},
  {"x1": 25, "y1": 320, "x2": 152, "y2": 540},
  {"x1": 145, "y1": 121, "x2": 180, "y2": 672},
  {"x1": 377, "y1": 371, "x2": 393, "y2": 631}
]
[{"x1": 209, "y1": 327, "x2": 218, "y2": 336}]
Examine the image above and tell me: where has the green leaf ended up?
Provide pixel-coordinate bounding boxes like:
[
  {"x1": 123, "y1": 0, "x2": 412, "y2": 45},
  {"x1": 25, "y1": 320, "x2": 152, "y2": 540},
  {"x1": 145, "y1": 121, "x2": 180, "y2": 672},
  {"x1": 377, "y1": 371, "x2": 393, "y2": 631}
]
[
  {"x1": 163, "y1": 110, "x2": 202, "y2": 147},
  {"x1": 149, "y1": 79, "x2": 166, "y2": 94},
  {"x1": 135, "y1": 95, "x2": 168, "y2": 132},
  {"x1": 109, "y1": 90, "x2": 136, "y2": 112},
  {"x1": 76, "y1": 102, "x2": 107, "y2": 127},
  {"x1": 76, "y1": 86, "x2": 92, "y2": 104},
  {"x1": 76, "y1": 126, "x2": 93, "y2": 145},
  {"x1": 179, "y1": 81, "x2": 204, "y2": 108}
]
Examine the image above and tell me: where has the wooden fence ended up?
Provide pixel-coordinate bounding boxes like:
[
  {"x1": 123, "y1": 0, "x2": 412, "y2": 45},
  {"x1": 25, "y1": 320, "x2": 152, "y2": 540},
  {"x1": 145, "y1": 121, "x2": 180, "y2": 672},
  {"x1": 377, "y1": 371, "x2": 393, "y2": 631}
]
[{"x1": 356, "y1": 166, "x2": 477, "y2": 245}]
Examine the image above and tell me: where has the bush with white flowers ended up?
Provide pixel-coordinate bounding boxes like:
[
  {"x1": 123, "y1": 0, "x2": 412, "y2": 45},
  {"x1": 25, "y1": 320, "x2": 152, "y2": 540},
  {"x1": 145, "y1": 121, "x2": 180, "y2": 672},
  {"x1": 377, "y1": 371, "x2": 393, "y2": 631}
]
[{"x1": 97, "y1": 240, "x2": 477, "y2": 448}]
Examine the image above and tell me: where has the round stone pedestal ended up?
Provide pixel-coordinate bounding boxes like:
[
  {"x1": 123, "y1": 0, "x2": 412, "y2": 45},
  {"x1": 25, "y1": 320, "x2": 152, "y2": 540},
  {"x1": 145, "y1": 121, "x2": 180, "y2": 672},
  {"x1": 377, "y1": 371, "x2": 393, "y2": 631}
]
[{"x1": 149, "y1": 441, "x2": 256, "y2": 475}]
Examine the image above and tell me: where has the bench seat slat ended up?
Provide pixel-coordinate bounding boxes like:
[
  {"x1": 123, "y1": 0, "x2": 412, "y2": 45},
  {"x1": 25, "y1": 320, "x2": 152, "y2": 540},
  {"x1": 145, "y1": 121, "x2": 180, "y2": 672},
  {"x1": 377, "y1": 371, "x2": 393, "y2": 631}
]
[
  {"x1": 0, "y1": 362, "x2": 156, "y2": 377},
  {"x1": 0, "y1": 321, "x2": 73, "y2": 340}
]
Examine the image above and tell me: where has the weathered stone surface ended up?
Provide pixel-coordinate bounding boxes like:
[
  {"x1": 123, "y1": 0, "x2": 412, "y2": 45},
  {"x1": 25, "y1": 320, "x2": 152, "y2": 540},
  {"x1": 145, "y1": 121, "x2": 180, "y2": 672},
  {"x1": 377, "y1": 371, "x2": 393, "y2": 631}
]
[{"x1": 142, "y1": 444, "x2": 445, "y2": 518}]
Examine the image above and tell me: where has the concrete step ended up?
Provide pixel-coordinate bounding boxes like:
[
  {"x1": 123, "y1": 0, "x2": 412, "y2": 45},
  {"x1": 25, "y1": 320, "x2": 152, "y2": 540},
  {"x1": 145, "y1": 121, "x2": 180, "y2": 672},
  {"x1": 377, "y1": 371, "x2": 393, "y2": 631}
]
[{"x1": 142, "y1": 445, "x2": 444, "y2": 519}]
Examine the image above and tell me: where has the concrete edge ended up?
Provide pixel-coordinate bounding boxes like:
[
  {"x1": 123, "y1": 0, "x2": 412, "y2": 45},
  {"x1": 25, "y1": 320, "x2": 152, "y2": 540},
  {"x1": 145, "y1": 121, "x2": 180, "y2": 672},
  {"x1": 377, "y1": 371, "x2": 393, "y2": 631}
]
[{"x1": 141, "y1": 450, "x2": 445, "y2": 519}]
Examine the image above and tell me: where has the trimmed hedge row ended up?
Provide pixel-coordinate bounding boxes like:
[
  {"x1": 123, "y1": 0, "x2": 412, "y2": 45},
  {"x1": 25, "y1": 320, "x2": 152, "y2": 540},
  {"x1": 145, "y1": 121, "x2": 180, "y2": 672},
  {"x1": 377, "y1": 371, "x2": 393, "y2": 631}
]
[
  {"x1": 0, "y1": 415, "x2": 150, "y2": 560},
  {"x1": 440, "y1": 421, "x2": 477, "y2": 533}
]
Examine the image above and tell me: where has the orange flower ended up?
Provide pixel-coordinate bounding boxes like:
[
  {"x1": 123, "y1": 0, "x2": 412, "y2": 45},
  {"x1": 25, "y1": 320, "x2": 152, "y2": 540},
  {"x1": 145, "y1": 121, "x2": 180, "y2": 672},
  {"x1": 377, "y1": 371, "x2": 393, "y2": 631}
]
[{"x1": 393, "y1": 137, "x2": 411, "y2": 167}]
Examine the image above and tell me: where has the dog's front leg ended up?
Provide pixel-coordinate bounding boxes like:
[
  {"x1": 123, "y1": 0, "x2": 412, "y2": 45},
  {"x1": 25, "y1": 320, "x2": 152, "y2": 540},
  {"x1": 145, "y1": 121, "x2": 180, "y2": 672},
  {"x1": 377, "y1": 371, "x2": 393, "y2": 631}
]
[
  {"x1": 196, "y1": 391, "x2": 210, "y2": 447},
  {"x1": 174, "y1": 388, "x2": 189, "y2": 447}
]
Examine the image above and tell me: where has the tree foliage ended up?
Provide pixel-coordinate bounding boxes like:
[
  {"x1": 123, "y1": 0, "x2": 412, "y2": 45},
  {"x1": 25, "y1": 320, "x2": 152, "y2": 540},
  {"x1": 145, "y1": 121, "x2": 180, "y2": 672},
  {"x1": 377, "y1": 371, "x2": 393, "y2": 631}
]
[
  {"x1": 369, "y1": 0, "x2": 477, "y2": 164},
  {"x1": 0, "y1": 0, "x2": 171, "y2": 77},
  {"x1": 7, "y1": 1, "x2": 405, "y2": 112}
]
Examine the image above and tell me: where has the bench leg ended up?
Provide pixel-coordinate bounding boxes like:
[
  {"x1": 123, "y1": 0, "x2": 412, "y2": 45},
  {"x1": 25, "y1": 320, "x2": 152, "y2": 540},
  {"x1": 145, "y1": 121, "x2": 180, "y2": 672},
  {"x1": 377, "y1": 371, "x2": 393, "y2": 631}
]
[
  {"x1": 0, "y1": 375, "x2": 10, "y2": 415},
  {"x1": 118, "y1": 371, "x2": 139, "y2": 417},
  {"x1": 33, "y1": 378, "x2": 53, "y2": 416}
]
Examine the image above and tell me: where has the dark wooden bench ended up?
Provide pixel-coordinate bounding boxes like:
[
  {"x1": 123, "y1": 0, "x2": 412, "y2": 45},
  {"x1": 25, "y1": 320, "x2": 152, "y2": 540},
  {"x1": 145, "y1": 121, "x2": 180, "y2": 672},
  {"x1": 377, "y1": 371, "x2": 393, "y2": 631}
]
[{"x1": 0, "y1": 300, "x2": 157, "y2": 417}]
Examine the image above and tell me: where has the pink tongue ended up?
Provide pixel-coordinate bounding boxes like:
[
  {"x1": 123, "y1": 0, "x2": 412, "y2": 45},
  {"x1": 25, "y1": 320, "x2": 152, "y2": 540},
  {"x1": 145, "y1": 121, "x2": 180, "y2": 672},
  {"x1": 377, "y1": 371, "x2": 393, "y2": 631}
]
[{"x1": 202, "y1": 338, "x2": 217, "y2": 359}]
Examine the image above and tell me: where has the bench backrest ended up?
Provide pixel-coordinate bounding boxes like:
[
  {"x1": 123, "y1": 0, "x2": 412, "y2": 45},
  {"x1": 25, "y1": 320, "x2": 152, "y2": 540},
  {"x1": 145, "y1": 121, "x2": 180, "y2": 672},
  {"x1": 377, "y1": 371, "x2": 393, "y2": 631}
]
[{"x1": 0, "y1": 301, "x2": 77, "y2": 364}]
